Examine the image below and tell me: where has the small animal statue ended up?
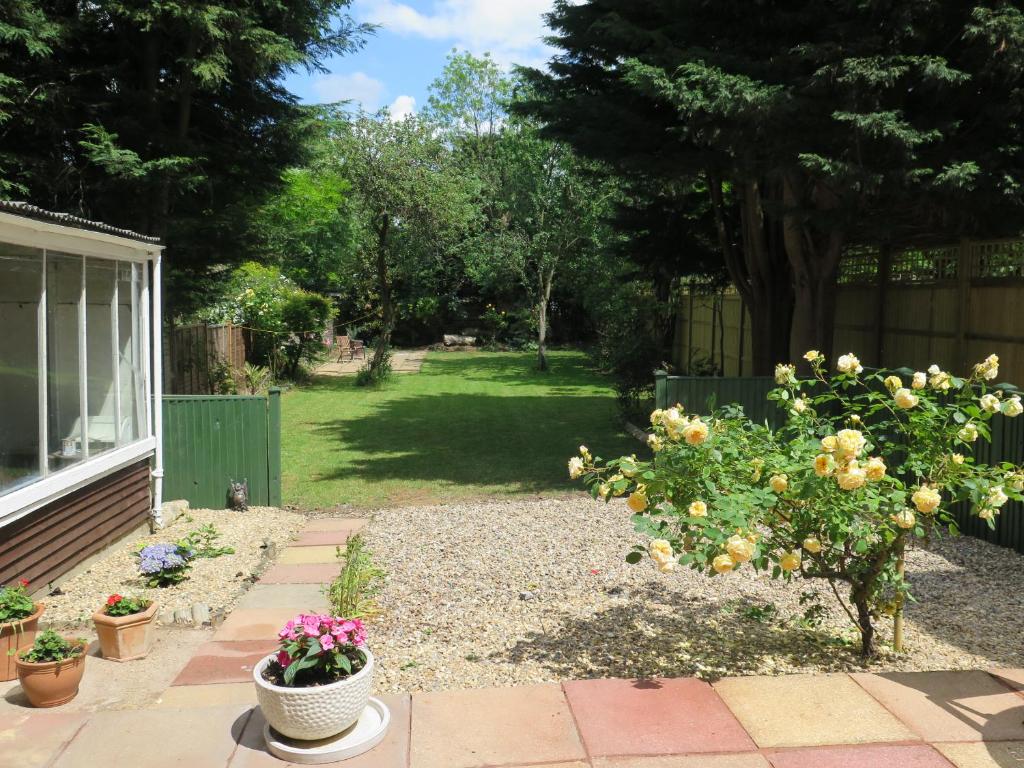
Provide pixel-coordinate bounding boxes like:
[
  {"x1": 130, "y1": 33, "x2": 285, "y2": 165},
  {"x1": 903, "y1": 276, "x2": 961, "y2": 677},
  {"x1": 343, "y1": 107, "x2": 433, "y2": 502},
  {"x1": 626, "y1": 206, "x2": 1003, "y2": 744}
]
[{"x1": 228, "y1": 479, "x2": 249, "y2": 511}]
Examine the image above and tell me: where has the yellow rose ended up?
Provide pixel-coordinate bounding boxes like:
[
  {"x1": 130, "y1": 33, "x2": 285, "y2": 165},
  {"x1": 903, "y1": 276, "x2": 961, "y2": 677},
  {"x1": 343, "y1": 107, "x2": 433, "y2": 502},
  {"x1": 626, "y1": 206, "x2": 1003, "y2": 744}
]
[
  {"x1": 791, "y1": 398, "x2": 808, "y2": 415},
  {"x1": 647, "y1": 434, "x2": 664, "y2": 452},
  {"x1": 775, "y1": 363, "x2": 797, "y2": 385},
  {"x1": 836, "y1": 428, "x2": 866, "y2": 459},
  {"x1": 836, "y1": 460, "x2": 867, "y2": 490},
  {"x1": 1003, "y1": 396, "x2": 1023, "y2": 417},
  {"x1": 1008, "y1": 472, "x2": 1024, "y2": 492},
  {"x1": 894, "y1": 388, "x2": 919, "y2": 409},
  {"x1": 987, "y1": 485, "x2": 1008, "y2": 508},
  {"x1": 802, "y1": 536, "x2": 822, "y2": 554},
  {"x1": 779, "y1": 551, "x2": 801, "y2": 572},
  {"x1": 912, "y1": 371, "x2": 927, "y2": 389},
  {"x1": 682, "y1": 418, "x2": 709, "y2": 445},
  {"x1": 726, "y1": 534, "x2": 755, "y2": 563},
  {"x1": 951, "y1": 453, "x2": 965, "y2": 465},
  {"x1": 712, "y1": 553, "x2": 735, "y2": 574},
  {"x1": 820, "y1": 435, "x2": 838, "y2": 453},
  {"x1": 974, "y1": 353, "x2": 999, "y2": 381},
  {"x1": 627, "y1": 491, "x2": 648, "y2": 513},
  {"x1": 568, "y1": 456, "x2": 585, "y2": 480},
  {"x1": 688, "y1": 500, "x2": 708, "y2": 517},
  {"x1": 884, "y1": 375, "x2": 903, "y2": 392},
  {"x1": 930, "y1": 369, "x2": 952, "y2": 391},
  {"x1": 579, "y1": 445, "x2": 591, "y2": 459},
  {"x1": 958, "y1": 423, "x2": 979, "y2": 443},
  {"x1": 837, "y1": 353, "x2": 863, "y2": 374},
  {"x1": 814, "y1": 454, "x2": 835, "y2": 477},
  {"x1": 649, "y1": 409, "x2": 664, "y2": 426},
  {"x1": 649, "y1": 539, "x2": 678, "y2": 572},
  {"x1": 769, "y1": 474, "x2": 788, "y2": 494},
  {"x1": 979, "y1": 508, "x2": 996, "y2": 521},
  {"x1": 911, "y1": 485, "x2": 941, "y2": 514},
  {"x1": 891, "y1": 508, "x2": 916, "y2": 529},
  {"x1": 865, "y1": 456, "x2": 887, "y2": 482},
  {"x1": 597, "y1": 483, "x2": 611, "y2": 499},
  {"x1": 979, "y1": 393, "x2": 1001, "y2": 414},
  {"x1": 803, "y1": 349, "x2": 821, "y2": 362}
]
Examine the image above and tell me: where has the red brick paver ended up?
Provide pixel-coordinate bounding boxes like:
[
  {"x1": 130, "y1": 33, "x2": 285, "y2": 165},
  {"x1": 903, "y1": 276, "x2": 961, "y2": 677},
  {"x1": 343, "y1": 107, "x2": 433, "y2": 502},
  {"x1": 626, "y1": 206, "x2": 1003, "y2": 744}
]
[
  {"x1": 172, "y1": 640, "x2": 276, "y2": 686},
  {"x1": 764, "y1": 743, "x2": 956, "y2": 768}
]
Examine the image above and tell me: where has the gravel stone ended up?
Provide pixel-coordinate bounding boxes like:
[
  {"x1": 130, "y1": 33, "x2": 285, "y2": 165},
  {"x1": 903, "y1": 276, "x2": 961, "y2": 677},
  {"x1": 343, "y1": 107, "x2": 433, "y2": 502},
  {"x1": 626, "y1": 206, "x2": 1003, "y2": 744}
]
[
  {"x1": 40, "y1": 506, "x2": 305, "y2": 628},
  {"x1": 361, "y1": 496, "x2": 1024, "y2": 693}
]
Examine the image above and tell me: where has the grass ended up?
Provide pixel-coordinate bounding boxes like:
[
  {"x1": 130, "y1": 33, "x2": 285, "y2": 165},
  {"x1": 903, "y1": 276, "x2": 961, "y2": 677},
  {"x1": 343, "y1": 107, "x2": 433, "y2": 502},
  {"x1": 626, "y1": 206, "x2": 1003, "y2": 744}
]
[{"x1": 281, "y1": 350, "x2": 639, "y2": 509}]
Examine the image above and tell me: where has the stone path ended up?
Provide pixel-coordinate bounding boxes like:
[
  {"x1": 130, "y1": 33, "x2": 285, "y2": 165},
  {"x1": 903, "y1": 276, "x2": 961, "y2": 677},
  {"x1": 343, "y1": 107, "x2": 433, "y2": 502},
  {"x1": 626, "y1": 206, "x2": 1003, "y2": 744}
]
[
  {"x1": 5, "y1": 515, "x2": 1024, "y2": 767},
  {"x1": 315, "y1": 348, "x2": 427, "y2": 377}
]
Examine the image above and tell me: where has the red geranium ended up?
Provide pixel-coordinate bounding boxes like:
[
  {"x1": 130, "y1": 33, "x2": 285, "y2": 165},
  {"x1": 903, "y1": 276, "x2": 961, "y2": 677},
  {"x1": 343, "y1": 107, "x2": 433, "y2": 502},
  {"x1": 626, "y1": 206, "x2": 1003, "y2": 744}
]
[
  {"x1": 18, "y1": 579, "x2": 29, "y2": 588},
  {"x1": 106, "y1": 594, "x2": 123, "y2": 606}
]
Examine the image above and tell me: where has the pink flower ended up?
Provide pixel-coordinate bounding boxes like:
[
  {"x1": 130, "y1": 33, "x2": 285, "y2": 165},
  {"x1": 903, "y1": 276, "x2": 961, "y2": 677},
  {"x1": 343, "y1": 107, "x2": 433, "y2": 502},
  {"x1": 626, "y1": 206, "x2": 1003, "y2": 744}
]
[
  {"x1": 319, "y1": 633, "x2": 335, "y2": 651},
  {"x1": 277, "y1": 650, "x2": 292, "y2": 667}
]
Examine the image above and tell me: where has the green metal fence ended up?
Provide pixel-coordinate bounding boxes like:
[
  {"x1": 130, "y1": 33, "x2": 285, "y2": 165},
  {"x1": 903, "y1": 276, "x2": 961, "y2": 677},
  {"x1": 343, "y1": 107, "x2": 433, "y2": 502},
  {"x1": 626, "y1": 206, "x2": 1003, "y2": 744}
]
[
  {"x1": 162, "y1": 389, "x2": 282, "y2": 508},
  {"x1": 653, "y1": 371, "x2": 1024, "y2": 554}
]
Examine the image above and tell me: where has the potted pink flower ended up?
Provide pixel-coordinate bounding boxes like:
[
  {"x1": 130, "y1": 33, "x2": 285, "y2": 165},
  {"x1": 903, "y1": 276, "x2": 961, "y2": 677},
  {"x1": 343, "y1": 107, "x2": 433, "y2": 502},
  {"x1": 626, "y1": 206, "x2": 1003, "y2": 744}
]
[
  {"x1": 253, "y1": 614, "x2": 372, "y2": 741},
  {"x1": 92, "y1": 594, "x2": 157, "y2": 662}
]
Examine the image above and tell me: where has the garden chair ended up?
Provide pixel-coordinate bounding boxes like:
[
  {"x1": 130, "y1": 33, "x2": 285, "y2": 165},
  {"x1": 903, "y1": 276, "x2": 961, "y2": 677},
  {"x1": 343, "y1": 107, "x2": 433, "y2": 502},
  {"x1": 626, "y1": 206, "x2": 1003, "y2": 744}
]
[{"x1": 336, "y1": 335, "x2": 366, "y2": 362}]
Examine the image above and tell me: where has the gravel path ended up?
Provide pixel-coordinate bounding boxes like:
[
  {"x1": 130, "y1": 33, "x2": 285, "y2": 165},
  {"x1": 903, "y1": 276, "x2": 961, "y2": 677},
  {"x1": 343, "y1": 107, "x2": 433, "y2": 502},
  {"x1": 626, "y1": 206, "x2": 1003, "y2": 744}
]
[
  {"x1": 361, "y1": 497, "x2": 1024, "y2": 693},
  {"x1": 41, "y1": 506, "x2": 305, "y2": 627}
]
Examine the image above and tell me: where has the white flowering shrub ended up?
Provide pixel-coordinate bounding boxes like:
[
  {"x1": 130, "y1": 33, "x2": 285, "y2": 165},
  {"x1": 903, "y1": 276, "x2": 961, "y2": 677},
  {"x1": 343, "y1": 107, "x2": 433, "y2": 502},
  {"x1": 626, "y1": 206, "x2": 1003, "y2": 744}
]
[{"x1": 571, "y1": 352, "x2": 1023, "y2": 657}]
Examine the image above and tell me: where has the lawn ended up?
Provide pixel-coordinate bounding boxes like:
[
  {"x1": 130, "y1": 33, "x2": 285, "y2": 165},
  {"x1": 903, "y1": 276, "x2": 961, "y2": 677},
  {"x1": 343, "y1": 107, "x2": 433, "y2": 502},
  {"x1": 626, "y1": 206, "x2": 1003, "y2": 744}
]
[{"x1": 281, "y1": 350, "x2": 639, "y2": 509}]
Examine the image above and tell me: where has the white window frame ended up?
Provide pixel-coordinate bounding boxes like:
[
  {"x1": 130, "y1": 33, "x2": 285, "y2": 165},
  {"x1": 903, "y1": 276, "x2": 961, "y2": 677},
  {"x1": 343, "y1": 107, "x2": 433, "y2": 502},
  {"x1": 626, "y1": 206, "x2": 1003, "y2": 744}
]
[{"x1": 0, "y1": 212, "x2": 163, "y2": 527}]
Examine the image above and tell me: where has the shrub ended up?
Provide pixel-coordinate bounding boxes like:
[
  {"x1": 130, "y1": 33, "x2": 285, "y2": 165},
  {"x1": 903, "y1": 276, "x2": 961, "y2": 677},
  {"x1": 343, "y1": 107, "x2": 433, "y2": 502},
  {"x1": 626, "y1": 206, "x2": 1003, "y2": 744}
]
[
  {"x1": 242, "y1": 362, "x2": 272, "y2": 394},
  {"x1": 355, "y1": 348, "x2": 392, "y2": 388},
  {"x1": 0, "y1": 579, "x2": 34, "y2": 624},
  {"x1": 104, "y1": 594, "x2": 152, "y2": 617},
  {"x1": 327, "y1": 534, "x2": 385, "y2": 619},
  {"x1": 266, "y1": 614, "x2": 368, "y2": 687},
  {"x1": 571, "y1": 352, "x2": 1023, "y2": 657},
  {"x1": 177, "y1": 524, "x2": 235, "y2": 559},
  {"x1": 19, "y1": 630, "x2": 86, "y2": 663},
  {"x1": 137, "y1": 543, "x2": 195, "y2": 587}
]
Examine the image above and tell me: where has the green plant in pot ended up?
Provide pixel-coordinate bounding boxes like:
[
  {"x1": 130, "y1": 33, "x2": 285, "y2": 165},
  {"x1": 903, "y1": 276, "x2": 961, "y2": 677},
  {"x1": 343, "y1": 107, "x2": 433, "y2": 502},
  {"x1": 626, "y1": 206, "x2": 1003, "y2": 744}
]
[
  {"x1": 0, "y1": 579, "x2": 44, "y2": 682},
  {"x1": 16, "y1": 630, "x2": 87, "y2": 707}
]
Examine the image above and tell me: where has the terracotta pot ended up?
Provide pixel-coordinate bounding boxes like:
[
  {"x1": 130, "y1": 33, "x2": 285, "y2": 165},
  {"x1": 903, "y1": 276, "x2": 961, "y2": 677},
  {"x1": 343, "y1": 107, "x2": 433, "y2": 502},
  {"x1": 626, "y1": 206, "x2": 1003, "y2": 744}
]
[
  {"x1": 15, "y1": 639, "x2": 86, "y2": 708},
  {"x1": 0, "y1": 603, "x2": 43, "y2": 682},
  {"x1": 92, "y1": 602, "x2": 158, "y2": 662}
]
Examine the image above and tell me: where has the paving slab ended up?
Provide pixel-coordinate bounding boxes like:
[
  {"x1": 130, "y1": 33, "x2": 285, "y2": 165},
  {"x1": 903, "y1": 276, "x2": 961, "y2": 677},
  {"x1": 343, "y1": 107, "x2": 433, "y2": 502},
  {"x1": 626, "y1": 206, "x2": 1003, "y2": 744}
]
[
  {"x1": 234, "y1": 583, "x2": 330, "y2": 611},
  {"x1": 230, "y1": 694, "x2": 410, "y2": 768},
  {"x1": 259, "y1": 563, "x2": 338, "y2": 584},
  {"x1": 172, "y1": 640, "x2": 277, "y2": 686},
  {"x1": 411, "y1": 683, "x2": 585, "y2": 768},
  {"x1": 214, "y1": 608, "x2": 306, "y2": 642},
  {"x1": 302, "y1": 518, "x2": 367, "y2": 533},
  {"x1": 292, "y1": 529, "x2": 354, "y2": 547},
  {"x1": 934, "y1": 741, "x2": 1024, "y2": 768},
  {"x1": 53, "y1": 705, "x2": 252, "y2": 768},
  {"x1": 987, "y1": 668, "x2": 1024, "y2": 693},
  {"x1": 563, "y1": 677, "x2": 755, "y2": 756},
  {"x1": 713, "y1": 673, "x2": 916, "y2": 748},
  {"x1": 852, "y1": 671, "x2": 1024, "y2": 742},
  {"x1": 276, "y1": 546, "x2": 340, "y2": 565},
  {"x1": 152, "y1": 682, "x2": 257, "y2": 709},
  {"x1": 0, "y1": 711, "x2": 88, "y2": 766},
  {"x1": 594, "y1": 755, "x2": 770, "y2": 767},
  {"x1": 764, "y1": 743, "x2": 956, "y2": 768}
]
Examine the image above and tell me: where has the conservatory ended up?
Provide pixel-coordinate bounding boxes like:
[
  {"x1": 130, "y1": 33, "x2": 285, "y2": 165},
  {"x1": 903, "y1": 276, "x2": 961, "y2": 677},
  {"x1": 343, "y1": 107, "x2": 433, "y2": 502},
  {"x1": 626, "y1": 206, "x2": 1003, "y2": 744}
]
[{"x1": 0, "y1": 203, "x2": 163, "y2": 588}]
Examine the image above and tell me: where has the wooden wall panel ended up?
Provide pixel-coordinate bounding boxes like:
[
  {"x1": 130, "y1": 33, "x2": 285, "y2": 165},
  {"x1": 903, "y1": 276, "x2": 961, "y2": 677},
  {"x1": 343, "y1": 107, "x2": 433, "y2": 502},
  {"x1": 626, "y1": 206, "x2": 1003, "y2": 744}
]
[{"x1": 0, "y1": 460, "x2": 151, "y2": 590}]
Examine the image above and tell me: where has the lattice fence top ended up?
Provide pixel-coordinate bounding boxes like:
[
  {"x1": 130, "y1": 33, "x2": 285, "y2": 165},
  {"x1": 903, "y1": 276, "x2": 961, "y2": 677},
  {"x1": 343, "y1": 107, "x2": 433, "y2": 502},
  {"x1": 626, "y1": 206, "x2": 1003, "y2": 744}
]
[{"x1": 838, "y1": 237, "x2": 1024, "y2": 285}]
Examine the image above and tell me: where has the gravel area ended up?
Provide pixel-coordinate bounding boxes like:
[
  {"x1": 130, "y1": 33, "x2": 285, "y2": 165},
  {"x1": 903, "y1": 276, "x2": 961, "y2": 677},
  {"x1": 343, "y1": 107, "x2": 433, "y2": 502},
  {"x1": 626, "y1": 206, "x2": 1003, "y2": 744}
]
[
  {"x1": 39, "y1": 506, "x2": 305, "y2": 627},
  {"x1": 362, "y1": 496, "x2": 1024, "y2": 693}
]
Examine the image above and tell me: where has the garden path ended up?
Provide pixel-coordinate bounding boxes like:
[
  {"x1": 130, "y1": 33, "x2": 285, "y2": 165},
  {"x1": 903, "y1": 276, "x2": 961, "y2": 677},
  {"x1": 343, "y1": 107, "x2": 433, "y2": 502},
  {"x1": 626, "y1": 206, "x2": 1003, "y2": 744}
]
[
  {"x1": 315, "y1": 348, "x2": 428, "y2": 377},
  {"x1": 5, "y1": 513, "x2": 1023, "y2": 767}
]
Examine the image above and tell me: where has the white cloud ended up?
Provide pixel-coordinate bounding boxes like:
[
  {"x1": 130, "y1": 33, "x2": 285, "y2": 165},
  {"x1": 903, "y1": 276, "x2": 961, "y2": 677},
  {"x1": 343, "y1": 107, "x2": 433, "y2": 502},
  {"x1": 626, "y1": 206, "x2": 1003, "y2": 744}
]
[
  {"x1": 356, "y1": 0, "x2": 559, "y2": 69},
  {"x1": 387, "y1": 94, "x2": 417, "y2": 120},
  {"x1": 310, "y1": 71, "x2": 387, "y2": 109}
]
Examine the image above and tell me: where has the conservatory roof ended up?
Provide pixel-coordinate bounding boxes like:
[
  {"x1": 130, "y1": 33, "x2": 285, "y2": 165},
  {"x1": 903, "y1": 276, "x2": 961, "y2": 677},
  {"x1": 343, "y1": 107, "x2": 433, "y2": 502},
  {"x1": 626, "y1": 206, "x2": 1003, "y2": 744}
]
[{"x1": 0, "y1": 200, "x2": 161, "y2": 245}]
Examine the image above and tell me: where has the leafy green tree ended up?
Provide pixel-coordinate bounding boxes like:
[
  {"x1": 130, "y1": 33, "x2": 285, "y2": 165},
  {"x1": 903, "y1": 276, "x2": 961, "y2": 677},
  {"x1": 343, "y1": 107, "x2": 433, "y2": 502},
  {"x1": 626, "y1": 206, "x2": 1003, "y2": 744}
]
[{"x1": 523, "y1": 0, "x2": 1024, "y2": 371}]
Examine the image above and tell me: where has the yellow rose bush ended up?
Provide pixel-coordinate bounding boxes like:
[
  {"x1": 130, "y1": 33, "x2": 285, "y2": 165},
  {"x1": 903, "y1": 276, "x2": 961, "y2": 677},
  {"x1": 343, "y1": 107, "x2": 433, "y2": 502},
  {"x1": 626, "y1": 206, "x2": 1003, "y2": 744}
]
[{"x1": 570, "y1": 353, "x2": 1023, "y2": 658}]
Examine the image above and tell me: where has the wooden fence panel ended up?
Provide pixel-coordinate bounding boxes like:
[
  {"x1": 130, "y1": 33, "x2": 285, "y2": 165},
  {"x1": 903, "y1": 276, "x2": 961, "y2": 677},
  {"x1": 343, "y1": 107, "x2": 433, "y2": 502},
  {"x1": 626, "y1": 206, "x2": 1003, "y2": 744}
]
[{"x1": 165, "y1": 322, "x2": 246, "y2": 395}]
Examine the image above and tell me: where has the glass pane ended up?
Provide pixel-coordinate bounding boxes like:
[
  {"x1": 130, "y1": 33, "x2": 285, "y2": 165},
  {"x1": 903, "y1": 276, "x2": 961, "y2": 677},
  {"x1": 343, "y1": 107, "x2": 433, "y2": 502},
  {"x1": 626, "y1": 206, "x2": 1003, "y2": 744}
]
[
  {"x1": 118, "y1": 262, "x2": 143, "y2": 443},
  {"x1": 47, "y1": 253, "x2": 84, "y2": 470},
  {"x1": 86, "y1": 260, "x2": 116, "y2": 454},
  {"x1": 0, "y1": 245, "x2": 42, "y2": 495}
]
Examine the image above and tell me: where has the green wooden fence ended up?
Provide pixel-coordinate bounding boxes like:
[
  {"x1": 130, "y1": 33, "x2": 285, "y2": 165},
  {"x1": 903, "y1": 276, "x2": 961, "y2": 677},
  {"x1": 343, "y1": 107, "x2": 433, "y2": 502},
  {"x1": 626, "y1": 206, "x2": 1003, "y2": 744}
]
[
  {"x1": 162, "y1": 389, "x2": 282, "y2": 508},
  {"x1": 653, "y1": 371, "x2": 1024, "y2": 554}
]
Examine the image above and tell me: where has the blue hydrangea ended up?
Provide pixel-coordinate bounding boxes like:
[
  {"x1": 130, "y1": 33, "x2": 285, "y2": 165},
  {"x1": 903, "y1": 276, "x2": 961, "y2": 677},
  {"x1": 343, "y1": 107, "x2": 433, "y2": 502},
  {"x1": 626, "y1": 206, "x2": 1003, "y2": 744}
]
[{"x1": 137, "y1": 543, "x2": 193, "y2": 575}]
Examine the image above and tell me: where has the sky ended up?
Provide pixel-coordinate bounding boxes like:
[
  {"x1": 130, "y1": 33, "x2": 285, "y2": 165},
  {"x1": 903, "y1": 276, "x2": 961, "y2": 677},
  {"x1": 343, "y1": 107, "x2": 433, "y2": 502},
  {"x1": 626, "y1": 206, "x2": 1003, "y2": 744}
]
[{"x1": 282, "y1": 0, "x2": 562, "y2": 119}]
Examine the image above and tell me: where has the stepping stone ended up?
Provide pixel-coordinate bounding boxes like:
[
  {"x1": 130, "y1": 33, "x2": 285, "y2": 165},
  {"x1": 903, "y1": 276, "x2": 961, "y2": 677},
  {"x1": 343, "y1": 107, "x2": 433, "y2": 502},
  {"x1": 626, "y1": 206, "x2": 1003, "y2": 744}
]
[
  {"x1": 171, "y1": 640, "x2": 277, "y2": 686},
  {"x1": 563, "y1": 677, "x2": 755, "y2": 757},
  {"x1": 214, "y1": 608, "x2": 308, "y2": 642},
  {"x1": 277, "y1": 545, "x2": 339, "y2": 564},
  {"x1": 53, "y1": 705, "x2": 253, "y2": 768},
  {"x1": 303, "y1": 518, "x2": 366, "y2": 533},
  {"x1": 152, "y1": 682, "x2": 257, "y2": 709},
  {"x1": 593, "y1": 754, "x2": 770, "y2": 767},
  {"x1": 292, "y1": 529, "x2": 354, "y2": 547},
  {"x1": 411, "y1": 683, "x2": 585, "y2": 768},
  {"x1": 234, "y1": 583, "x2": 330, "y2": 611},
  {"x1": 934, "y1": 741, "x2": 1024, "y2": 768},
  {"x1": 260, "y1": 563, "x2": 338, "y2": 584},
  {"x1": 713, "y1": 673, "x2": 916, "y2": 748},
  {"x1": 0, "y1": 711, "x2": 88, "y2": 767},
  {"x1": 851, "y1": 671, "x2": 1024, "y2": 742},
  {"x1": 764, "y1": 744, "x2": 956, "y2": 768},
  {"x1": 229, "y1": 693, "x2": 411, "y2": 767}
]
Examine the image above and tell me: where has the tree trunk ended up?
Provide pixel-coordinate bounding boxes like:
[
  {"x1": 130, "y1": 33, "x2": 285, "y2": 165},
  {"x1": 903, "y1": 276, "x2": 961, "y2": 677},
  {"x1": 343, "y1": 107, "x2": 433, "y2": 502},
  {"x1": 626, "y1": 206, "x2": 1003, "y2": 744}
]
[
  {"x1": 852, "y1": 589, "x2": 876, "y2": 658},
  {"x1": 371, "y1": 216, "x2": 393, "y2": 374},
  {"x1": 537, "y1": 266, "x2": 554, "y2": 371}
]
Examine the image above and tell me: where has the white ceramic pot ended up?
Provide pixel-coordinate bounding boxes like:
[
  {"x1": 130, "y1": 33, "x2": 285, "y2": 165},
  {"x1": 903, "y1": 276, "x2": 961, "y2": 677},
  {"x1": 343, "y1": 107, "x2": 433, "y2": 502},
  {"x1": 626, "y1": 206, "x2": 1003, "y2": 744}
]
[{"x1": 253, "y1": 649, "x2": 374, "y2": 741}]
